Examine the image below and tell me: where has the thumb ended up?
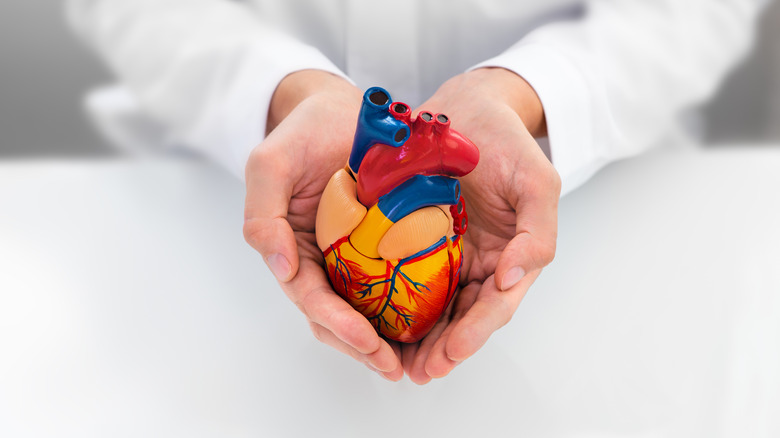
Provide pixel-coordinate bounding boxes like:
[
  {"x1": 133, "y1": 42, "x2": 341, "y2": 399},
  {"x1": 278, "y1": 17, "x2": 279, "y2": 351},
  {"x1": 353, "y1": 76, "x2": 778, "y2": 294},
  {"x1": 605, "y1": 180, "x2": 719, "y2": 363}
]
[
  {"x1": 494, "y1": 231, "x2": 556, "y2": 291},
  {"x1": 243, "y1": 148, "x2": 300, "y2": 282},
  {"x1": 494, "y1": 161, "x2": 560, "y2": 291}
]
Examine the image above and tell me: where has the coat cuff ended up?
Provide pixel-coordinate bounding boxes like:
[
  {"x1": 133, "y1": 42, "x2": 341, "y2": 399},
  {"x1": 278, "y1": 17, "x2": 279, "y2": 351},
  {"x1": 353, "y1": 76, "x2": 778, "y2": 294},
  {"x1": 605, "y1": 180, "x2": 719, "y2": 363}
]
[
  {"x1": 471, "y1": 43, "x2": 607, "y2": 196},
  {"x1": 185, "y1": 37, "x2": 350, "y2": 181}
]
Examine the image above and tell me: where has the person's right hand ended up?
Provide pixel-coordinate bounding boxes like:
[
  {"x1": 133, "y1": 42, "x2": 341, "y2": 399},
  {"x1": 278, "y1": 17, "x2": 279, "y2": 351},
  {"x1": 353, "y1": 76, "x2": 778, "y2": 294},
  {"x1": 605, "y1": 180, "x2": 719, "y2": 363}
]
[{"x1": 243, "y1": 70, "x2": 404, "y2": 381}]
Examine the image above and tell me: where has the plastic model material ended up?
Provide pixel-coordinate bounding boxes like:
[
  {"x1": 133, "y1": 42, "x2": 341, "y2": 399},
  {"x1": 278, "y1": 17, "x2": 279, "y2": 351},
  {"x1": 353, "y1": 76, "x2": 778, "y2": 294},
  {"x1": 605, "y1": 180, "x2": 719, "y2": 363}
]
[{"x1": 315, "y1": 87, "x2": 479, "y2": 343}]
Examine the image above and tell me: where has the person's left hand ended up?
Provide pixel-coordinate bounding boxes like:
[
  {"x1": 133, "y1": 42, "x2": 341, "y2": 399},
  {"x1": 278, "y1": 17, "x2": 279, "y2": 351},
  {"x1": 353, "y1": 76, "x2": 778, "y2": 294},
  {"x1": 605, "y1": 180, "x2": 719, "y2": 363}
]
[{"x1": 399, "y1": 68, "x2": 561, "y2": 384}]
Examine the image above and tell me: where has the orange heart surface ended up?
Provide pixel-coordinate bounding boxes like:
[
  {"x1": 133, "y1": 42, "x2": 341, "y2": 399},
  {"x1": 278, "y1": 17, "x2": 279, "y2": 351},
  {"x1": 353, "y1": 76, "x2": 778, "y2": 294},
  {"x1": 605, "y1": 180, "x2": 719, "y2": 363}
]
[{"x1": 315, "y1": 87, "x2": 479, "y2": 343}]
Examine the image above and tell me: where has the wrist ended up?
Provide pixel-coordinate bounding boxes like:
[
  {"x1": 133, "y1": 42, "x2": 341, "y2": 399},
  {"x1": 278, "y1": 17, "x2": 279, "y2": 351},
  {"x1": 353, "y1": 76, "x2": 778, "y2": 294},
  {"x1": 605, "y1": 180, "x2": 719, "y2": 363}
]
[
  {"x1": 468, "y1": 67, "x2": 547, "y2": 137},
  {"x1": 267, "y1": 69, "x2": 357, "y2": 134}
]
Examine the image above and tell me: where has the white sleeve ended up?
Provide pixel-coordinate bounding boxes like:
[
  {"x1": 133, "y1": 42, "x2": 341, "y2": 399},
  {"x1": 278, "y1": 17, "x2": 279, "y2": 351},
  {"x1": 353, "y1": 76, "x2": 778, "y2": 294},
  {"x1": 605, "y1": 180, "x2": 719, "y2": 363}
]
[
  {"x1": 67, "y1": 0, "x2": 349, "y2": 179},
  {"x1": 472, "y1": 0, "x2": 768, "y2": 195}
]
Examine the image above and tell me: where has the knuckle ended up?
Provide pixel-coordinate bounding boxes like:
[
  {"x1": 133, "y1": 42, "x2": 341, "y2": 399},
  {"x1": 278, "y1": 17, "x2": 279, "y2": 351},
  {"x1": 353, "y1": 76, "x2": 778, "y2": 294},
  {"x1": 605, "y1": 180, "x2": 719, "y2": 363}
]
[
  {"x1": 245, "y1": 146, "x2": 270, "y2": 177},
  {"x1": 247, "y1": 143, "x2": 272, "y2": 164},
  {"x1": 242, "y1": 219, "x2": 259, "y2": 245},
  {"x1": 497, "y1": 299, "x2": 515, "y2": 327},
  {"x1": 308, "y1": 321, "x2": 326, "y2": 343},
  {"x1": 537, "y1": 239, "x2": 557, "y2": 266},
  {"x1": 548, "y1": 168, "x2": 562, "y2": 194},
  {"x1": 242, "y1": 218, "x2": 275, "y2": 251},
  {"x1": 482, "y1": 295, "x2": 515, "y2": 329},
  {"x1": 295, "y1": 287, "x2": 335, "y2": 325},
  {"x1": 242, "y1": 219, "x2": 262, "y2": 247},
  {"x1": 333, "y1": 308, "x2": 361, "y2": 335},
  {"x1": 247, "y1": 145, "x2": 293, "y2": 179},
  {"x1": 293, "y1": 288, "x2": 317, "y2": 317}
]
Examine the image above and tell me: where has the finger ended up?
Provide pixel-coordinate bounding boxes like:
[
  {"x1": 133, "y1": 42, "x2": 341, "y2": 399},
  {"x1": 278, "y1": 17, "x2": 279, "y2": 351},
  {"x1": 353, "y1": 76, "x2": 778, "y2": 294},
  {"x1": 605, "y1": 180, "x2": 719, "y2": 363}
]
[
  {"x1": 421, "y1": 282, "x2": 482, "y2": 379},
  {"x1": 285, "y1": 256, "x2": 387, "y2": 357},
  {"x1": 243, "y1": 145, "x2": 300, "y2": 282},
  {"x1": 412, "y1": 282, "x2": 479, "y2": 385},
  {"x1": 389, "y1": 340, "x2": 403, "y2": 364},
  {"x1": 310, "y1": 321, "x2": 402, "y2": 379},
  {"x1": 406, "y1": 317, "x2": 449, "y2": 384},
  {"x1": 279, "y1": 241, "x2": 401, "y2": 375},
  {"x1": 494, "y1": 231, "x2": 555, "y2": 291},
  {"x1": 400, "y1": 342, "x2": 419, "y2": 376},
  {"x1": 424, "y1": 336, "x2": 460, "y2": 379},
  {"x1": 364, "y1": 362, "x2": 404, "y2": 382},
  {"x1": 444, "y1": 271, "x2": 539, "y2": 363},
  {"x1": 387, "y1": 341, "x2": 404, "y2": 381},
  {"x1": 494, "y1": 171, "x2": 559, "y2": 291}
]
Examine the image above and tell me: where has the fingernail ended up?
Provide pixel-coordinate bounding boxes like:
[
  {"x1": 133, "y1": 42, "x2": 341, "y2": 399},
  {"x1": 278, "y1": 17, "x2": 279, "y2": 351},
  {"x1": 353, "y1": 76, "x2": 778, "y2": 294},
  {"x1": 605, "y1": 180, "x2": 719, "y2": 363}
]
[
  {"x1": 267, "y1": 253, "x2": 292, "y2": 281},
  {"x1": 366, "y1": 363, "x2": 392, "y2": 381},
  {"x1": 500, "y1": 266, "x2": 526, "y2": 291}
]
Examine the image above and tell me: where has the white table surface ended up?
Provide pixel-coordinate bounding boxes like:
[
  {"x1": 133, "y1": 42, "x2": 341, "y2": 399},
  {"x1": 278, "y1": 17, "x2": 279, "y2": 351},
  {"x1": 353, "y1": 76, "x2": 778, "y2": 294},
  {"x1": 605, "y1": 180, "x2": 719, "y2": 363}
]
[{"x1": 1, "y1": 144, "x2": 779, "y2": 437}]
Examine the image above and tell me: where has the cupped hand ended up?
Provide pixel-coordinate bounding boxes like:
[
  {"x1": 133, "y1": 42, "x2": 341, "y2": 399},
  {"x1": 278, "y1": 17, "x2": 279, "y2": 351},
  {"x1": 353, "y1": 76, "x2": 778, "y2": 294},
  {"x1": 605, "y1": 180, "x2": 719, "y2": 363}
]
[
  {"x1": 242, "y1": 70, "x2": 403, "y2": 381},
  {"x1": 401, "y1": 68, "x2": 561, "y2": 384}
]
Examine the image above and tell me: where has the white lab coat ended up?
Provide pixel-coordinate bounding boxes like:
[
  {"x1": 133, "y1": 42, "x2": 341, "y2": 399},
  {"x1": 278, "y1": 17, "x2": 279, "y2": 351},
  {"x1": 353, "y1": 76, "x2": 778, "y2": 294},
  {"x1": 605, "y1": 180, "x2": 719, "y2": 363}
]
[{"x1": 67, "y1": 0, "x2": 766, "y2": 195}]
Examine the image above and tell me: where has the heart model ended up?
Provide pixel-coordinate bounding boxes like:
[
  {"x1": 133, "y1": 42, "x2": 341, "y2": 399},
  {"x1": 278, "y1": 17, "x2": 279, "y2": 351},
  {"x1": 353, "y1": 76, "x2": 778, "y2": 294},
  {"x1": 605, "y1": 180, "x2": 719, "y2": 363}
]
[{"x1": 315, "y1": 87, "x2": 479, "y2": 343}]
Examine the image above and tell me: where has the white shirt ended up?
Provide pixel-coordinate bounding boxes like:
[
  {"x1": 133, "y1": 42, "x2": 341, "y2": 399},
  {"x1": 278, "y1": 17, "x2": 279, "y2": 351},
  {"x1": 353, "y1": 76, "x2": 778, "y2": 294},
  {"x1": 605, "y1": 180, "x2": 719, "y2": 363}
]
[{"x1": 67, "y1": 0, "x2": 767, "y2": 195}]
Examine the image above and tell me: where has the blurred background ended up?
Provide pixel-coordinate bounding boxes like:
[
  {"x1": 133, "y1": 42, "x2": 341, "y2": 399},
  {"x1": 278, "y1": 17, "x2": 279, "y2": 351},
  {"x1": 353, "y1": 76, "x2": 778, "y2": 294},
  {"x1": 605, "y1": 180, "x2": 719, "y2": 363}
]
[
  {"x1": 0, "y1": 1, "x2": 778, "y2": 158},
  {"x1": 1, "y1": 5, "x2": 778, "y2": 436}
]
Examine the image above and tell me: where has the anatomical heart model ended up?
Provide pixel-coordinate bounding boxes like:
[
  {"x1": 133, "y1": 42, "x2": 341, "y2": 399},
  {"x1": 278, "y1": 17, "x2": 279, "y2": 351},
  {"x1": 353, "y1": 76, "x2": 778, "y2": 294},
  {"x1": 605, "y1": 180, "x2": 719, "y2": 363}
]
[{"x1": 315, "y1": 87, "x2": 479, "y2": 343}]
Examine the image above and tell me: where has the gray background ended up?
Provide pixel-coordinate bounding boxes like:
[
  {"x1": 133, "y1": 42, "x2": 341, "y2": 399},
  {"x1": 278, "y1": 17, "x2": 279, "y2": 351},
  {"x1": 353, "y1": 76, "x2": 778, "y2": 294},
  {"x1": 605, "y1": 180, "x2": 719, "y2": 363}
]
[
  {"x1": 0, "y1": 1, "x2": 778, "y2": 157},
  {"x1": 0, "y1": 0, "x2": 111, "y2": 156}
]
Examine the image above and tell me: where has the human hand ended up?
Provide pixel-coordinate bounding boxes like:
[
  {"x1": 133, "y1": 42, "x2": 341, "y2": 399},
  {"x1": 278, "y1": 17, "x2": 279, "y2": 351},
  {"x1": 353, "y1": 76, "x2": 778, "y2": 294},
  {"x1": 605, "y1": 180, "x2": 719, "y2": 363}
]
[
  {"x1": 400, "y1": 68, "x2": 561, "y2": 384},
  {"x1": 243, "y1": 70, "x2": 404, "y2": 381}
]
